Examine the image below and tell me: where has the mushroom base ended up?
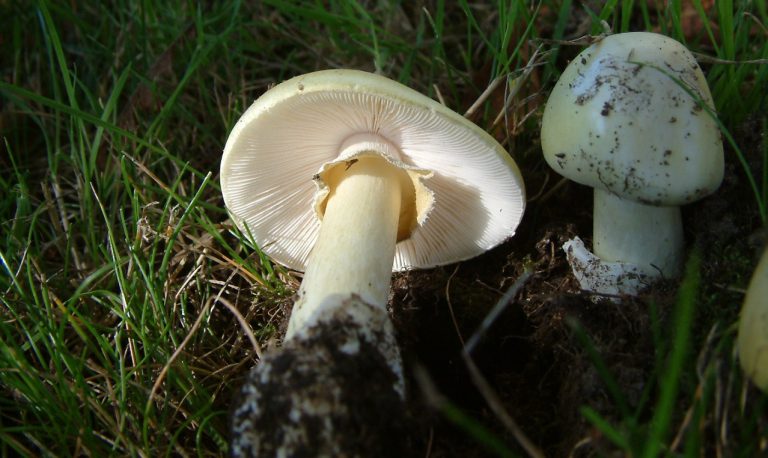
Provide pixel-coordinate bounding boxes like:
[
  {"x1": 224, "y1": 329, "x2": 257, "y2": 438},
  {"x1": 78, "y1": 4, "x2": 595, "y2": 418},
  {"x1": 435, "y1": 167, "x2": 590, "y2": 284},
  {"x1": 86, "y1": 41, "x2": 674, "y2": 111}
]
[
  {"x1": 229, "y1": 295, "x2": 406, "y2": 457},
  {"x1": 564, "y1": 236, "x2": 650, "y2": 298}
]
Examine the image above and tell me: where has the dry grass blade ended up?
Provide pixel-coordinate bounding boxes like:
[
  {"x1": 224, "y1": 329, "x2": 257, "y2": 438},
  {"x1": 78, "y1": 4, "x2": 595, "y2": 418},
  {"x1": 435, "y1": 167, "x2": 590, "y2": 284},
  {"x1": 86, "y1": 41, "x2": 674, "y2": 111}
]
[
  {"x1": 461, "y1": 267, "x2": 542, "y2": 458},
  {"x1": 432, "y1": 83, "x2": 447, "y2": 106},
  {"x1": 123, "y1": 153, "x2": 174, "y2": 195},
  {"x1": 692, "y1": 53, "x2": 768, "y2": 65},
  {"x1": 444, "y1": 264, "x2": 466, "y2": 347},
  {"x1": 147, "y1": 295, "x2": 214, "y2": 412},
  {"x1": 461, "y1": 353, "x2": 544, "y2": 458},
  {"x1": 464, "y1": 75, "x2": 505, "y2": 118},
  {"x1": 147, "y1": 261, "x2": 242, "y2": 412},
  {"x1": 412, "y1": 364, "x2": 515, "y2": 457},
  {"x1": 464, "y1": 267, "x2": 533, "y2": 354},
  {"x1": 492, "y1": 44, "x2": 545, "y2": 129},
  {"x1": 217, "y1": 296, "x2": 263, "y2": 359}
]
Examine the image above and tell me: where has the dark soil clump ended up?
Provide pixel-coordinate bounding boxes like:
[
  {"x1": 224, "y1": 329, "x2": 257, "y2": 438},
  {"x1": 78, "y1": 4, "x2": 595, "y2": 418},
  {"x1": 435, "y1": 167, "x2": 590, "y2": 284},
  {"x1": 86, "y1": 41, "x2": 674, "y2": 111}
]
[
  {"x1": 229, "y1": 297, "x2": 408, "y2": 457},
  {"x1": 388, "y1": 126, "x2": 765, "y2": 456}
]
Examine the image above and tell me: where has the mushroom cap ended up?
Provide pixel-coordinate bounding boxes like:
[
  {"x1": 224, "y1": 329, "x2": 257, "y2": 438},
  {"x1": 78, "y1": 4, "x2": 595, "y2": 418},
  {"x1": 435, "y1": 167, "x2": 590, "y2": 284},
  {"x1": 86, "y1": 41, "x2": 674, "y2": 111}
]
[
  {"x1": 541, "y1": 32, "x2": 724, "y2": 206},
  {"x1": 737, "y1": 247, "x2": 768, "y2": 391},
  {"x1": 221, "y1": 69, "x2": 525, "y2": 272}
]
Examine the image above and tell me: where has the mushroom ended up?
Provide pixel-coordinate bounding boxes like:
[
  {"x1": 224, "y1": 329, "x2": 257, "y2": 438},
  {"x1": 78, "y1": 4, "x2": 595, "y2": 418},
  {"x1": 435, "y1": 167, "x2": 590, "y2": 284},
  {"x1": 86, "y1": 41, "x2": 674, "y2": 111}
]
[
  {"x1": 540, "y1": 32, "x2": 724, "y2": 296},
  {"x1": 738, "y1": 247, "x2": 768, "y2": 392},
  {"x1": 222, "y1": 69, "x2": 526, "y2": 455}
]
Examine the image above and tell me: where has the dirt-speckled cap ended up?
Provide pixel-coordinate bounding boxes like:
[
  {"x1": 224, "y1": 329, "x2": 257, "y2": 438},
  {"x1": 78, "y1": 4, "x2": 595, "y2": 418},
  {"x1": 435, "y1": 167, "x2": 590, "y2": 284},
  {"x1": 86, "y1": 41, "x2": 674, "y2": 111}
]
[
  {"x1": 541, "y1": 32, "x2": 724, "y2": 206},
  {"x1": 221, "y1": 69, "x2": 525, "y2": 272}
]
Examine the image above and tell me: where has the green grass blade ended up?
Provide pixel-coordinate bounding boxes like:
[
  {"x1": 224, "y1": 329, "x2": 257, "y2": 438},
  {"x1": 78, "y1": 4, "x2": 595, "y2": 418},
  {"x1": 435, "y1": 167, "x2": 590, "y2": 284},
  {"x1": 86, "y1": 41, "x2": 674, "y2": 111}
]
[
  {"x1": 642, "y1": 252, "x2": 700, "y2": 458},
  {"x1": 0, "y1": 82, "x2": 212, "y2": 182},
  {"x1": 567, "y1": 316, "x2": 632, "y2": 419},
  {"x1": 580, "y1": 406, "x2": 631, "y2": 450}
]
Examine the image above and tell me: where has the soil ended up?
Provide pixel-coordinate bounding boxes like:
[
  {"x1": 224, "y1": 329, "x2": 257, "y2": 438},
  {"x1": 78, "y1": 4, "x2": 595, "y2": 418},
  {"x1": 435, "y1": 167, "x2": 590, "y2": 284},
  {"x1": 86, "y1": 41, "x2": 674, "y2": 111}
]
[
  {"x1": 230, "y1": 296, "x2": 407, "y2": 457},
  {"x1": 226, "y1": 123, "x2": 765, "y2": 456},
  {"x1": 384, "y1": 112, "x2": 767, "y2": 456},
  {"x1": 222, "y1": 23, "x2": 767, "y2": 454},
  {"x1": 224, "y1": 110, "x2": 766, "y2": 456}
]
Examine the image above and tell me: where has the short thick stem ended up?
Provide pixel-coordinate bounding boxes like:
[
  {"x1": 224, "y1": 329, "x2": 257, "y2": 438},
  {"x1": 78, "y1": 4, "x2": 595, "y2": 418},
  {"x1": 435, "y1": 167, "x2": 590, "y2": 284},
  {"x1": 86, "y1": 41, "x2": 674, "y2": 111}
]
[
  {"x1": 593, "y1": 189, "x2": 683, "y2": 278},
  {"x1": 286, "y1": 155, "x2": 402, "y2": 340}
]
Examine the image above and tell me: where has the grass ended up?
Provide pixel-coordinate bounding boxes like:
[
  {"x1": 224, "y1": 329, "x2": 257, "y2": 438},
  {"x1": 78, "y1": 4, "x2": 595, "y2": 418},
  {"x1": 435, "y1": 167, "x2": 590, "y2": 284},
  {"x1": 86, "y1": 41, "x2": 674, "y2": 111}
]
[{"x1": 1, "y1": 0, "x2": 767, "y2": 456}]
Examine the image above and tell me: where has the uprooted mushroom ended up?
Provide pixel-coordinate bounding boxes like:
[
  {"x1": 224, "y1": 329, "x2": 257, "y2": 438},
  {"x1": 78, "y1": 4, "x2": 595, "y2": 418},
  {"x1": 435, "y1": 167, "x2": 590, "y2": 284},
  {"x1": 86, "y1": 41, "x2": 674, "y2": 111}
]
[{"x1": 221, "y1": 69, "x2": 526, "y2": 456}]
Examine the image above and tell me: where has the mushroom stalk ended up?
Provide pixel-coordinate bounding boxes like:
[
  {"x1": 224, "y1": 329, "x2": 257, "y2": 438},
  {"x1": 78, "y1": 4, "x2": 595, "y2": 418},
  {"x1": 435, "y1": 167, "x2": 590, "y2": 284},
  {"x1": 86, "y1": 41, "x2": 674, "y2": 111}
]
[
  {"x1": 286, "y1": 155, "x2": 402, "y2": 340},
  {"x1": 229, "y1": 155, "x2": 411, "y2": 457},
  {"x1": 593, "y1": 189, "x2": 683, "y2": 278}
]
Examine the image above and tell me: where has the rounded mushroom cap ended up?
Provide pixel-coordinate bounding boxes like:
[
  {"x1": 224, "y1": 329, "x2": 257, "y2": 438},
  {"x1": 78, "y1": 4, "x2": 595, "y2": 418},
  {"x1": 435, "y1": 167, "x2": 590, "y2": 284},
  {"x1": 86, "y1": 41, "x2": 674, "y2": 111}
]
[
  {"x1": 541, "y1": 32, "x2": 724, "y2": 206},
  {"x1": 737, "y1": 247, "x2": 768, "y2": 391},
  {"x1": 221, "y1": 69, "x2": 525, "y2": 272}
]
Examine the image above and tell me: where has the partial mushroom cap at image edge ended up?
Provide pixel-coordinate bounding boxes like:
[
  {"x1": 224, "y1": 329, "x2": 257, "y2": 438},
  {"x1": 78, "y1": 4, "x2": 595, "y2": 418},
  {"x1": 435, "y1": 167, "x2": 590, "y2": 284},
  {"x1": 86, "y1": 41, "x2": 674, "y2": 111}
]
[{"x1": 737, "y1": 247, "x2": 768, "y2": 392}]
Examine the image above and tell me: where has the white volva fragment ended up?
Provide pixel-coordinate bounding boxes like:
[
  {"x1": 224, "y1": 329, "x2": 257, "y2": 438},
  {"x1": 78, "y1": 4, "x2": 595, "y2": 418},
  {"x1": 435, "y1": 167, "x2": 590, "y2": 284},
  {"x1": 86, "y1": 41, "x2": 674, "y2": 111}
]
[{"x1": 563, "y1": 236, "x2": 648, "y2": 298}]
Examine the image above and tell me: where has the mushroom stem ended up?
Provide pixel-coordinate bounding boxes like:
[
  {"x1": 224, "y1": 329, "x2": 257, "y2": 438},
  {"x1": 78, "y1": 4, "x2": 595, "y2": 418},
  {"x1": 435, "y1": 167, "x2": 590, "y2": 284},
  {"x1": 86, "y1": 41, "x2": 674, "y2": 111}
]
[
  {"x1": 286, "y1": 155, "x2": 403, "y2": 340},
  {"x1": 593, "y1": 189, "x2": 684, "y2": 278},
  {"x1": 230, "y1": 156, "x2": 409, "y2": 455}
]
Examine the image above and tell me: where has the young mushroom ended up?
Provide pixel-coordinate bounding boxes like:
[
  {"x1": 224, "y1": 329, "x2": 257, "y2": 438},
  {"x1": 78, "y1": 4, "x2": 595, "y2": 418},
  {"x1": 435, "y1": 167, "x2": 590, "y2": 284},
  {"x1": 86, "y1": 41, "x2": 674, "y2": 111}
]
[
  {"x1": 540, "y1": 32, "x2": 724, "y2": 296},
  {"x1": 221, "y1": 69, "x2": 526, "y2": 456},
  {"x1": 738, "y1": 247, "x2": 768, "y2": 392}
]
